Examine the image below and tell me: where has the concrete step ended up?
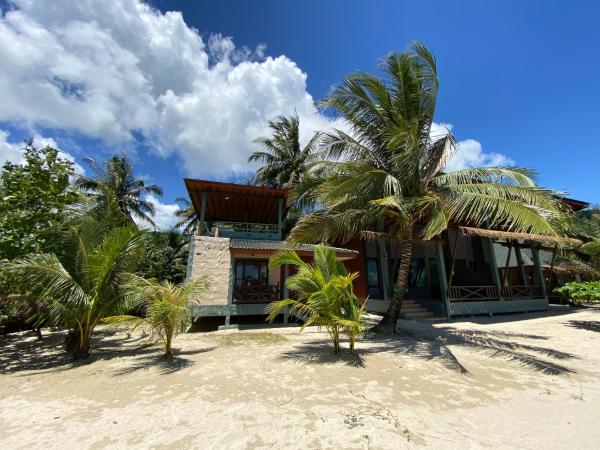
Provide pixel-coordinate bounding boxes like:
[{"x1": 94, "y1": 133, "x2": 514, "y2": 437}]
[{"x1": 402, "y1": 311, "x2": 437, "y2": 319}]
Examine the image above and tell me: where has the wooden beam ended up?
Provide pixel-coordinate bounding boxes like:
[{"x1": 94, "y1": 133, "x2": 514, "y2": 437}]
[
  {"x1": 545, "y1": 244, "x2": 558, "y2": 297},
  {"x1": 501, "y1": 239, "x2": 514, "y2": 288},
  {"x1": 447, "y1": 230, "x2": 460, "y2": 293}
]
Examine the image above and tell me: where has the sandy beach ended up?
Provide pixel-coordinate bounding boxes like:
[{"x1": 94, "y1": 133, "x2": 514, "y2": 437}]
[{"x1": 1, "y1": 307, "x2": 599, "y2": 449}]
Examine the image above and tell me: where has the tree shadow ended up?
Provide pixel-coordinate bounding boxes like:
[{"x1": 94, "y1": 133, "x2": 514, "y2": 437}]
[
  {"x1": 359, "y1": 324, "x2": 578, "y2": 376},
  {"x1": 566, "y1": 320, "x2": 600, "y2": 333},
  {"x1": 279, "y1": 340, "x2": 366, "y2": 368},
  {"x1": 111, "y1": 348, "x2": 215, "y2": 376},
  {"x1": 0, "y1": 328, "x2": 211, "y2": 375}
]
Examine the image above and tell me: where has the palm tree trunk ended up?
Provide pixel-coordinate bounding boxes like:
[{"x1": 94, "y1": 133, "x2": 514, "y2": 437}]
[
  {"x1": 73, "y1": 327, "x2": 91, "y2": 360},
  {"x1": 378, "y1": 225, "x2": 414, "y2": 330},
  {"x1": 165, "y1": 331, "x2": 173, "y2": 358}
]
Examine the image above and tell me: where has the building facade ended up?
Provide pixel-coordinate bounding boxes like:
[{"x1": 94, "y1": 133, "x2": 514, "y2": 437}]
[{"x1": 184, "y1": 178, "x2": 586, "y2": 326}]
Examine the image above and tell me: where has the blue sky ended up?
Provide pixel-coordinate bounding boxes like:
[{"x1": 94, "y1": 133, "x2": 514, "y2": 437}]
[{"x1": 0, "y1": 0, "x2": 598, "y2": 228}]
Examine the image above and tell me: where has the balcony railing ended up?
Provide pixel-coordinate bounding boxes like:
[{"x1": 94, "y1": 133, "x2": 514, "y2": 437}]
[
  {"x1": 209, "y1": 221, "x2": 280, "y2": 240},
  {"x1": 233, "y1": 284, "x2": 280, "y2": 304}
]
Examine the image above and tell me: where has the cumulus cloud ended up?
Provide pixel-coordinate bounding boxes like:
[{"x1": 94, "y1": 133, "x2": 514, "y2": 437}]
[
  {"x1": 0, "y1": 129, "x2": 84, "y2": 173},
  {"x1": 429, "y1": 122, "x2": 513, "y2": 172},
  {"x1": 135, "y1": 194, "x2": 181, "y2": 231},
  {"x1": 0, "y1": 0, "x2": 345, "y2": 176},
  {"x1": 445, "y1": 138, "x2": 514, "y2": 172}
]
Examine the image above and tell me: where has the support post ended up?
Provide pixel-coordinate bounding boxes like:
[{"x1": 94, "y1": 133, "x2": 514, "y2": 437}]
[
  {"x1": 199, "y1": 191, "x2": 207, "y2": 235},
  {"x1": 501, "y1": 240, "x2": 514, "y2": 290},
  {"x1": 531, "y1": 244, "x2": 547, "y2": 299},
  {"x1": 545, "y1": 245, "x2": 558, "y2": 297},
  {"x1": 515, "y1": 245, "x2": 528, "y2": 286},
  {"x1": 277, "y1": 197, "x2": 284, "y2": 240},
  {"x1": 436, "y1": 242, "x2": 451, "y2": 320},
  {"x1": 447, "y1": 229, "x2": 460, "y2": 293},
  {"x1": 484, "y1": 236, "x2": 503, "y2": 300}
]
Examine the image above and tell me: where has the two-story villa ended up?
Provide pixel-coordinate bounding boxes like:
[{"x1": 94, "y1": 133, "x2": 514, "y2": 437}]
[{"x1": 184, "y1": 178, "x2": 587, "y2": 328}]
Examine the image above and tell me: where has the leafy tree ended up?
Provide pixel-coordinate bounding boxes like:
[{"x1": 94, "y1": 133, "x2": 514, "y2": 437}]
[
  {"x1": 290, "y1": 43, "x2": 567, "y2": 329},
  {"x1": 555, "y1": 207, "x2": 600, "y2": 278},
  {"x1": 6, "y1": 221, "x2": 146, "y2": 359},
  {"x1": 76, "y1": 154, "x2": 163, "y2": 227},
  {"x1": 267, "y1": 245, "x2": 366, "y2": 353},
  {"x1": 249, "y1": 113, "x2": 321, "y2": 188},
  {"x1": 0, "y1": 142, "x2": 79, "y2": 260},
  {"x1": 554, "y1": 281, "x2": 600, "y2": 304},
  {"x1": 174, "y1": 197, "x2": 198, "y2": 233},
  {"x1": 104, "y1": 275, "x2": 208, "y2": 357},
  {"x1": 137, "y1": 230, "x2": 189, "y2": 284}
]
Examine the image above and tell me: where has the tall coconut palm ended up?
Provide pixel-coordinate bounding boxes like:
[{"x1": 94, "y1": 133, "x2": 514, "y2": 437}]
[
  {"x1": 249, "y1": 113, "x2": 321, "y2": 188},
  {"x1": 289, "y1": 43, "x2": 568, "y2": 329},
  {"x1": 174, "y1": 197, "x2": 198, "y2": 233},
  {"x1": 76, "y1": 155, "x2": 163, "y2": 227},
  {"x1": 6, "y1": 220, "x2": 145, "y2": 359},
  {"x1": 104, "y1": 275, "x2": 208, "y2": 357},
  {"x1": 266, "y1": 245, "x2": 366, "y2": 353}
]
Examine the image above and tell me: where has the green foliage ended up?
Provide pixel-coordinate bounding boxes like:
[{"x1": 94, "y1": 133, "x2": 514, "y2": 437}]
[
  {"x1": 289, "y1": 43, "x2": 568, "y2": 326},
  {"x1": 266, "y1": 245, "x2": 366, "y2": 353},
  {"x1": 6, "y1": 220, "x2": 146, "y2": 359},
  {"x1": 0, "y1": 142, "x2": 79, "y2": 260},
  {"x1": 249, "y1": 113, "x2": 321, "y2": 189},
  {"x1": 76, "y1": 154, "x2": 163, "y2": 227},
  {"x1": 174, "y1": 197, "x2": 198, "y2": 233},
  {"x1": 137, "y1": 231, "x2": 189, "y2": 284},
  {"x1": 104, "y1": 275, "x2": 208, "y2": 357},
  {"x1": 554, "y1": 281, "x2": 600, "y2": 304}
]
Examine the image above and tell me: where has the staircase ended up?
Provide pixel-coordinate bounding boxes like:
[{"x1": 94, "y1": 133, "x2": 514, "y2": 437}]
[{"x1": 399, "y1": 299, "x2": 438, "y2": 320}]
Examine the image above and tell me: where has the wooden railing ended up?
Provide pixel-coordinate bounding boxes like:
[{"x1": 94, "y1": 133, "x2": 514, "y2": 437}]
[
  {"x1": 449, "y1": 285, "x2": 545, "y2": 302},
  {"x1": 449, "y1": 286, "x2": 499, "y2": 302},
  {"x1": 501, "y1": 285, "x2": 545, "y2": 299},
  {"x1": 233, "y1": 284, "x2": 280, "y2": 304}
]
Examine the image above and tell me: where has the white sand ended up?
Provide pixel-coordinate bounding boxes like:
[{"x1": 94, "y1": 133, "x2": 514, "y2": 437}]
[{"x1": 1, "y1": 307, "x2": 599, "y2": 449}]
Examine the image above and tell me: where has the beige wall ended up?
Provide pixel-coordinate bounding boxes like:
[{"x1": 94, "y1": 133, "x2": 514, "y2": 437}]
[{"x1": 189, "y1": 235, "x2": 232, "y2": 305}]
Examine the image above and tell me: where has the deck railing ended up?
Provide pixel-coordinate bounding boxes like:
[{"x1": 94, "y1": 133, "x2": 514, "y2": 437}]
[
  {"x1": 449, "y1": 285, "x2": 545, "y2": 302},
  {"x1": 233, "y1": 284, "x2": 280, "y2": 304},
  {"x1": 210, "y1": 221, "x2": 280, "y2": 240},
  {"x1": 449, "y1": 285, "x2": 499, "y2": 302}
]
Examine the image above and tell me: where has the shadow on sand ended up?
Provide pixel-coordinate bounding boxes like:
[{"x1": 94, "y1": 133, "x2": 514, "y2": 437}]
[
  {"x1": 280, "y1": 318, "x2": 579, "y2": 376},
  {"x1": 566, "y1": 320, "x2": 600, "y2": 333},
  {"x1": 0, "y1": 328, "x2": 213, "y2": 375}
]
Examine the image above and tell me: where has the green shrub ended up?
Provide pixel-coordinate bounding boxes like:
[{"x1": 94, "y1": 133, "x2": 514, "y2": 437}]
[{"x1": 554, "y1": 281, "x2": 600, "y2": 304}]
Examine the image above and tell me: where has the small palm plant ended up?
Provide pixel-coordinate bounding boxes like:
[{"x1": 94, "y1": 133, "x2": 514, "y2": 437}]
[
  {"x1": 6, "y1": 222, "x2": 145, "y2": 359},
  {"x1": 266, "y1": 245, "x2": 366, "y2": 353},
  {"x1": 104, "y1": 275, "x2": 208, "y2": 357}
]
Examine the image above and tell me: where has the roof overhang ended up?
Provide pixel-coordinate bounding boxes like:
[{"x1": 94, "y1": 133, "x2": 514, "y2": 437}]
[
  {"x1": 457, "y1": 226, "x2": 583, "y2": 247},
  {"x1": 184, "y1": 178, "x2": 288, "y2": 224}
]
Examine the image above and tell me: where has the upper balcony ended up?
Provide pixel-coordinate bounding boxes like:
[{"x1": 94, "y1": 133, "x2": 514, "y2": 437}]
[
  {"x1": 207, "y1": 221, "x2": 280, "y2": 240},
  {"x1": 184, "y1": 178, "x2": 288, "y2": 241}
]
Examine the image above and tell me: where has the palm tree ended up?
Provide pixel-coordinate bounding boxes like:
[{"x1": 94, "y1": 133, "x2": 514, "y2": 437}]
[
  {"x1": 289, "y1": 43, "x2": 567, "y2": 329},
  {"x1": 249, "y1": 113, "x2": 321, "y2": 188},
  {"x1": 6, "y1": 220, "x2": 145, "y2": 359},
  {"x1": 174, "y1": 197, "x2": 198, "y2": 233},
  {"x1": 266, "y1": 245, "x2": 366, "y2": 353},
  {"x1": 76, "y1": 155, "x2": 163, "y2": 227},
  {"x1": 104, "y1": 275, "x2": 208, "y2": 357}
]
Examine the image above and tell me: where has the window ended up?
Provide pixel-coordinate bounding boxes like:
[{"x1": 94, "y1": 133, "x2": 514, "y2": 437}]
[
  {"x1": 235, "y1": 260, "x2": 269, "y2": 288},
  {"x1": 366, "y1": 258, "x2": 383, "y2": 299},
  {"x1": 409, "y1": 258, "x2": 428, "y2": 288}
]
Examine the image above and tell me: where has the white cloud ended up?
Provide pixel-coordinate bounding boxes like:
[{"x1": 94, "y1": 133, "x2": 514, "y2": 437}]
[
  {"x1": 0, "y1": 129, "x2": 84, "y2": 173},
  {"x1": 445, "y1": 138, "x2": 514, "y2": 172},
  {"x1": 135, "y1": 194, "x2": 180, "y2": 231},
  {"x1": 429, "y1": 122, "x2": 514, "y2": 172},
  {"x1": 0, "y1": 0, "x2": 345, "y2": 176}
]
